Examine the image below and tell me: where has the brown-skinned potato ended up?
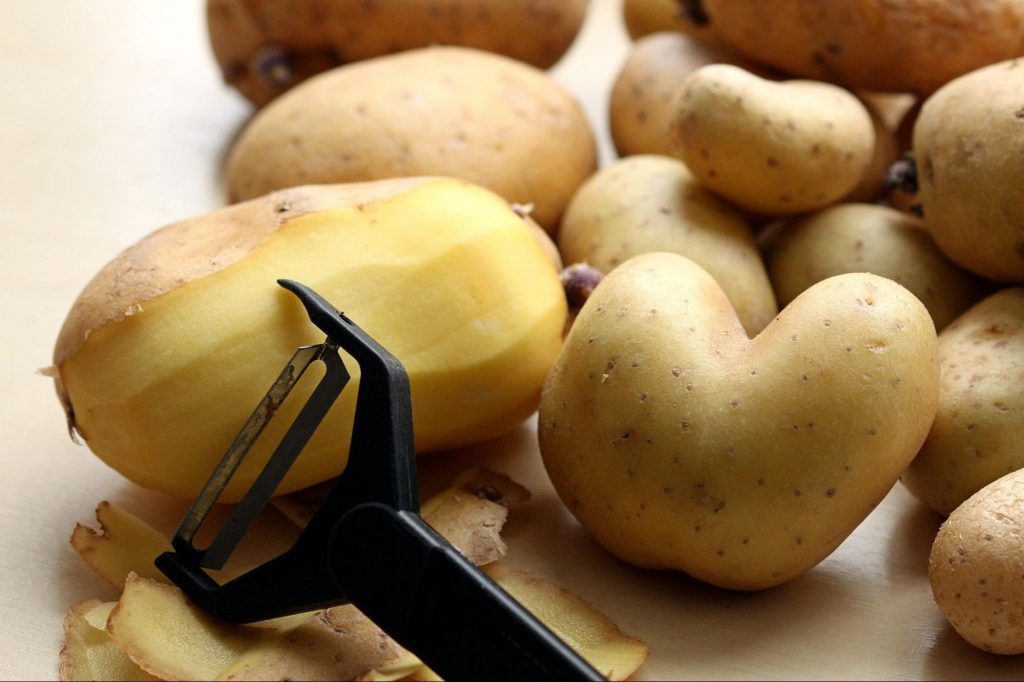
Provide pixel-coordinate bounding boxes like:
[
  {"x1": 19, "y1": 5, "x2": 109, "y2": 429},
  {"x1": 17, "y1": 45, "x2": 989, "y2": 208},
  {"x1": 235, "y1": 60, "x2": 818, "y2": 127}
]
[
  {"x1": 698, "y1": 0, "x2": 1024, "y2": 95},
  {"x1": 207, "y1": 0, "x2": 591, "y2": 106}
]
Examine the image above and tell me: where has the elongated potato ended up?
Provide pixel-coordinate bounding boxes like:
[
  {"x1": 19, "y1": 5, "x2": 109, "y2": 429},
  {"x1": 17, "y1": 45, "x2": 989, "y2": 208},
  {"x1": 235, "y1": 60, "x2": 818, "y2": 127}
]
[
  {"x1": 764, "y1": 204, "x2": 986, "y2": 330},
  {"x1": 53, "y1": 178, "x2": 566, "y2": 501},
  {"x1": 699, "y1": 0, "x2": 1024, "y2": 95},
  {"x1": 902, "y1": 289, "x2": 1024, "y2": 515},
  {"x1": 915, "y1": 59, "x2": 1024, "y2": 283},
  {"x1": 610, "y1": 32, "x2": 773, "y2": 157},
  {"x1": 226, "y1": 46, "x2": 596, "y2": 232},
  {"x1": 669, "y1": 64, "x2": 874, "y2": 215},
  {"x1": 207, "y1": 0, "x2": 590, "y2": 106},
  {"x1": 560, "y1": 155, "x2": 777, "y2": 335}
]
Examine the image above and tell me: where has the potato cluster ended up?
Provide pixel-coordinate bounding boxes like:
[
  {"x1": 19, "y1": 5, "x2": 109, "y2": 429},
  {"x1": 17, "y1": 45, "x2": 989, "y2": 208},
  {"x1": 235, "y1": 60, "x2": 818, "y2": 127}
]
[
  {"x1": 541, "y1": 0, "x2": 1024, "y2": 655},
  {"x1": 52, "y1": 0, "x2": 1024, "y2": 670}
]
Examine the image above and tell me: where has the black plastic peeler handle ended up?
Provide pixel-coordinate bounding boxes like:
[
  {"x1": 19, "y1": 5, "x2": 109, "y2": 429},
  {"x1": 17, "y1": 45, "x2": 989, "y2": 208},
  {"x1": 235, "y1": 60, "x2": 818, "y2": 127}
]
[{"x1": 157, "y1": 280, "x2": 603, "y2": 681}]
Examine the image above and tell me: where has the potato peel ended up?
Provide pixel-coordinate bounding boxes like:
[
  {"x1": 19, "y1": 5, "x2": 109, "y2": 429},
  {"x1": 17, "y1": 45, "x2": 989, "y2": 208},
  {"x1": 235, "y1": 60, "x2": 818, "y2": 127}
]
[
  {"x1": 59, "y1": 598, "x2": 158, "y2": 682},
  {"x1": 484, "y1": 565, "x2": 649, "y2": 681},
  {"x1": 107, "y1": 574, "x2": 267, "y2": 681},
  {"x1": 362, "y1": 565, "x2": 649, "y2": 681},
  {"x1": 70, "y1": 502, "x2": 172, "y2": 587},
  {"x1": 219, "y1": 606, "x2": 402, "y2": 681}
]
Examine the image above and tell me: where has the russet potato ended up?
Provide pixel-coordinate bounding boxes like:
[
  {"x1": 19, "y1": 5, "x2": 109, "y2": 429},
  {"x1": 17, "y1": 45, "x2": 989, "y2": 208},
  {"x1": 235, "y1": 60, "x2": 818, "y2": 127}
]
[
  {"x1": 539, "y1": 253, "x2": 939, "y2": 589},
  {"x1": 53, "y1": 178, "x2": 566, "y2": 501},
  {"x1": 699, "y1": 0, "x2": 1024, "y2": 95}
]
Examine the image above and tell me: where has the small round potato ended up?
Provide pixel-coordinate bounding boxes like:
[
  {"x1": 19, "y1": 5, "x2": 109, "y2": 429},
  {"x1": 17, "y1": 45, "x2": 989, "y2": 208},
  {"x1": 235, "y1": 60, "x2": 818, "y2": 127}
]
[
  {"x1": 226, "y1": 47, "x2": 597, "y2": 232},
  {"x1": 560, "y1": 155, "x2": 777, "y2": 335},
  {"x1": 915, "y1": 59, "x2": 1024, "y2": 283},
  {"x1": 207, "y1": 0, "x2": 590, "y2": 106},
  {"x1": 902, "y1": 289, "x2": 1024, "y2": 515},
  {"x1": 610, "y1": 33, "x2": 772, "y2": 157},
  {"x1": 699, "y1": 0, "x2": 1024, "y2": 95},
  {"x1": 930, "y1": 469, "x2": 1024, "y2": 654},
  {"x1": 669, "y1": 64, "x2": 874, "y2": 215},
  {"x1": 763, "y1": 204, "x2": 986, "y2": 330}
]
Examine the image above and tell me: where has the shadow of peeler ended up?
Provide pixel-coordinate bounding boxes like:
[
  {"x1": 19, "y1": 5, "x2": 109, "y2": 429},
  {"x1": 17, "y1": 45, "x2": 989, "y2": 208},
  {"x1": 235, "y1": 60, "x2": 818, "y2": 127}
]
[{"x1": 155, "y1": 279, "x2": 603, "y2": 680}]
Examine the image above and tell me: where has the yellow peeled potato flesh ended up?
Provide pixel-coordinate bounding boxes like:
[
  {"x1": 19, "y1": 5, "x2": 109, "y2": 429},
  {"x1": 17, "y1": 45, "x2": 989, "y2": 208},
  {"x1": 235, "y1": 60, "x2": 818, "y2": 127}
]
[
  {"x1": 59, "y1": 599, "x2": 158, "y2": 682},
  {"x1": 55, "y1": 179, "x2": 566, "y2": 502}
]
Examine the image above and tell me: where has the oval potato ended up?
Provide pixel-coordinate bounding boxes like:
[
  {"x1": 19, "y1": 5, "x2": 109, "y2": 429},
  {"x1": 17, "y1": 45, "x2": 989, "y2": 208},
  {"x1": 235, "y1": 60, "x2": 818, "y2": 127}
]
[
  {"x1": 902, "y1": 289, "x2": 1024, "y2": 515},
  {"x1": 207, "y1": 0, "x2": 590, "y2": 106},
  {"x1": 700, "y1": 0, "x2": 1024, "y2": 95},
  {"x1": 930, "y1": 469, "x2": 1024, "y2": 654},
  {"x1": 915, "y1": 59, "x2": 1024, "y2": 283},
  {"x1": 226, "y1": 46, "x2": 597, "y2": 232},
  {"x1": 560, "y1": 155, "x2": 777, "y2": 335},
  {"x1": 763, "y1": 203, "x2": 986, "y2": 330},
  {"x1": 669, "y1": 64, "x2": 874, "y2": 215}
]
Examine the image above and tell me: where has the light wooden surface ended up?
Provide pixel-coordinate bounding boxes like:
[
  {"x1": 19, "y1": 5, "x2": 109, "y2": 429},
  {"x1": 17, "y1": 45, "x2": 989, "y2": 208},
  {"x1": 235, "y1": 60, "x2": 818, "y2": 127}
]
[{"x1": 1, "y1": 1, "x2": 1021, "y2": 680}]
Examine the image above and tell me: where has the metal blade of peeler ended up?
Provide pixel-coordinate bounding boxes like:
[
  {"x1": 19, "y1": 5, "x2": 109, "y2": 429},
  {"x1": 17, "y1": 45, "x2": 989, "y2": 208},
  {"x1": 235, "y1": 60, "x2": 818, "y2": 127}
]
[{"x1": 172, "y1": 342, "x2": 348, "y2": 568}]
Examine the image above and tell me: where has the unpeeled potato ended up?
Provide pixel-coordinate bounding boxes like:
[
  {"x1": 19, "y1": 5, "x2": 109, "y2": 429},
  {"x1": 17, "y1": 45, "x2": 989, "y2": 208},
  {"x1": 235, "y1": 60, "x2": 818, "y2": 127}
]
[
  {"x1": 930, "y1": 469, "x2": 1024, "y2": 654},
  {"x1": 559, "y1": 155, "x2": 777, "y2": 335},
  {"x1": 699, "y1": 0, "x2": 1024, "y2": 95},
  {"x1": 540, "y1": 252, "x2": 939, "y2": 589},
  {"x1": 226, "y1": 46, "x2": 597, "y2": 232},
  {"x1": 609, "y1": 32, "x2": 774, "y2": 157},
  {"x1": 208, "y1": 0, "x2": 590, "y2": 106},
  {"x1": 669, "y1": 64, "x2": 874, "y2": 215}
]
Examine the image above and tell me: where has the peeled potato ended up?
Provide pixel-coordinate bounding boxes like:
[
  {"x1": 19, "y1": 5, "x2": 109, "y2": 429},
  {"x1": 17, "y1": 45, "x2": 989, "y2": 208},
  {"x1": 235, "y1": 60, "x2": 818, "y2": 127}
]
[{"x1": 54, "y1": 179, "x2": 566, "y2": 501}]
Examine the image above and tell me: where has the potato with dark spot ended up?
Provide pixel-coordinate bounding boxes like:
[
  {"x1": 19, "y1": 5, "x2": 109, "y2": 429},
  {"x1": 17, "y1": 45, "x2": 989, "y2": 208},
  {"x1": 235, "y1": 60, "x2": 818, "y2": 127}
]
[
  {"x1": 560, "y1": 155, "x2": 777, "y2": 335},
  {"x1": 915, "y1": 59, "x2": 1024, "y2": 283},
  {"x1": 930, "y1": 468, "x2": 1024, "y2": 654},
  {"x1": 903, "y1": 289, "x2": 1024, "y2": 515},
  {"x1": 763, "y1": 204, "x2": 987, "y2": 330},
  {"x1": 226, "y1": 47, "x2": 597, "y2": 232},
  {"x1": 622, "y1": 0, "x2": 718, "y2": 42},
  {"x1": 610, "y1": 32, "x2": 774, "y2": 157},
  {"x1": 207, "y1": 0, "x2": 591, "y2": 106},
  {"x1": 539, "y1": 252, "x2": 939, "y2": 589},
  {"x1": 669, "y1": 64, "x2": 874, "y2": 215},
  {"x1": 698, "y1": 0, "x2": 1024, "y2": 96}
]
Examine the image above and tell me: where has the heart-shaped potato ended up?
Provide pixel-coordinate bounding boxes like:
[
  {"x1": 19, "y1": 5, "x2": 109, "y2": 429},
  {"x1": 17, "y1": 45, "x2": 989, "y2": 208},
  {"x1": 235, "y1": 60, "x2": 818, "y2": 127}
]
[{"x1": 539, "y1": 253, "x2": 939, "y2": 590}]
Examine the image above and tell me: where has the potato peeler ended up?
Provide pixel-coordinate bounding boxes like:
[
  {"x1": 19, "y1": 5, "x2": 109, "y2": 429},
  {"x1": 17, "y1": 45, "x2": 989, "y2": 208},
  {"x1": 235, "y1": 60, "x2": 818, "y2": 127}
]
[{"x1": 156, "y1": 280, "x2": 603, "y2": 681}]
